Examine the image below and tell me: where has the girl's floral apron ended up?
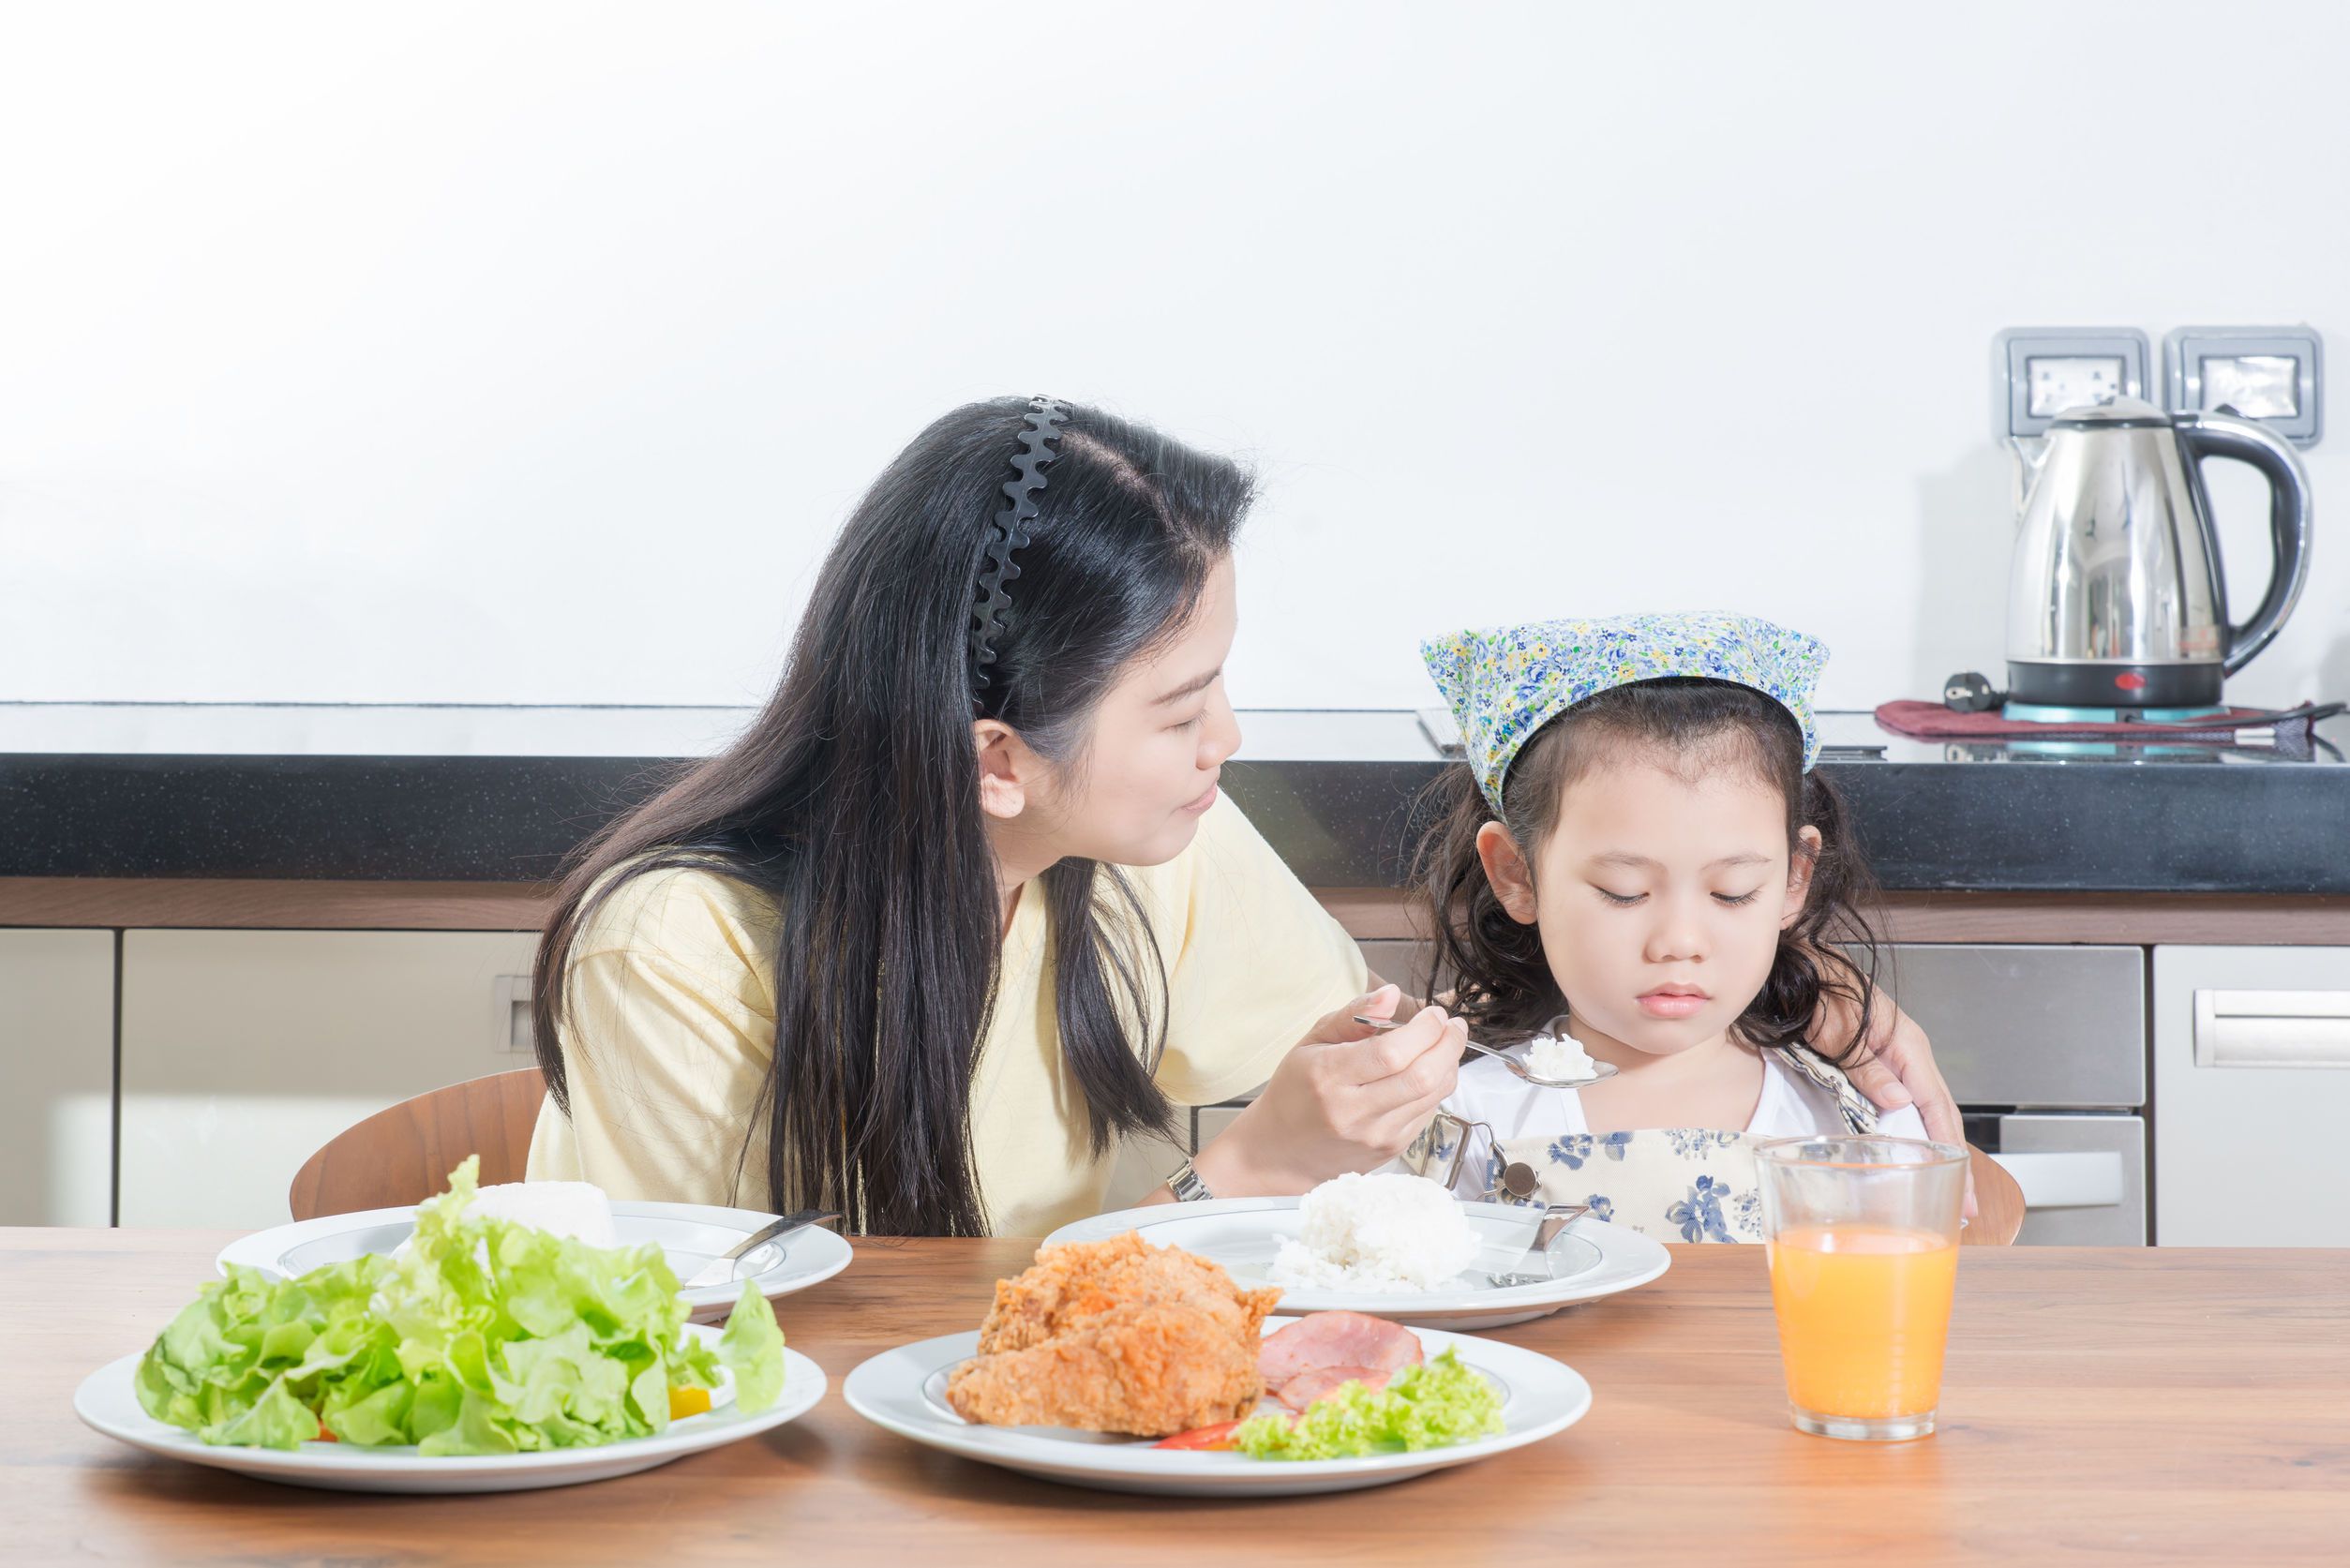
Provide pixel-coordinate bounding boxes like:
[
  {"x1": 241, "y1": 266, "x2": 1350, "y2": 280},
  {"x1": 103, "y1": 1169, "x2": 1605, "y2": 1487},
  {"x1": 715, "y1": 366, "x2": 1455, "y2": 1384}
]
[{"x1": 1403, "y1": 1045, "x2": 1879, "y2": 1244}]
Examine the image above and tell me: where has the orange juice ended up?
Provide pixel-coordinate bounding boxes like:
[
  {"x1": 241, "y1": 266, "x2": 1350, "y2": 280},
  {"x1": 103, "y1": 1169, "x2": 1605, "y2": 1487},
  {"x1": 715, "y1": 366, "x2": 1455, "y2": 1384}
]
[{"x1": 1766, "y1": 1223, "x2": 1957, "y2": 1419}]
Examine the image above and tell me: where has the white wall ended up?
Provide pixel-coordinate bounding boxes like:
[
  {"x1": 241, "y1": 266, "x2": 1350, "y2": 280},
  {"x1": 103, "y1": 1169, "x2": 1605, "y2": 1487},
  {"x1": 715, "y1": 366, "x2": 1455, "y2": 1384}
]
[{"x1": 5, "y1": 0, "x2": 2347, "y2": 712}]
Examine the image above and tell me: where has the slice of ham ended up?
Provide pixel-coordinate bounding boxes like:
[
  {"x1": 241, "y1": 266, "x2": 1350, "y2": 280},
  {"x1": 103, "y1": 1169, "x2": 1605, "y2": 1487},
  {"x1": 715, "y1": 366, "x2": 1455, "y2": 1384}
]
[
  {"x1": 1258, "y1": 1310, "x2": 1424, "y2": 1390},
  {"x1": 1273, "y1": 1365, "x2": 1392, "y2": 1412}
]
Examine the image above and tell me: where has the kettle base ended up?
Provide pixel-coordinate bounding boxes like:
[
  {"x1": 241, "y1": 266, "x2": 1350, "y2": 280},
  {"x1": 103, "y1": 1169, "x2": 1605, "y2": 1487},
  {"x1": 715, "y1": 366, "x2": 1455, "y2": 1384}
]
[
  {"x1": 2002, "y1": 700, "x2": 2230, "y2": 724},
  {"x1": 2006, "y1": 660, "x2": 2223, "y2": 709}
]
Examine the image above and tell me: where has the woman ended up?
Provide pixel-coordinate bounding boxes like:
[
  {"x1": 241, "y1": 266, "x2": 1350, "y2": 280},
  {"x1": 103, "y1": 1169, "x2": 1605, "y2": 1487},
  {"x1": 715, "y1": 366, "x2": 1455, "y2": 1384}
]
[{"x1": 527, "y1": 396, "x2": 1963, "y2": 1235}]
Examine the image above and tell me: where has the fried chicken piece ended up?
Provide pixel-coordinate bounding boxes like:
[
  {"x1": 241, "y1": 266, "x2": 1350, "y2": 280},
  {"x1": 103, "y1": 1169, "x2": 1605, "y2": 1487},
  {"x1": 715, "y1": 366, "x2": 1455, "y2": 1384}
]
[
  {"x1": 951, "y1": 1234, "x2": 1284, "y2": 1437},
  {"x1": 977, "y1": 1232, "x2": 1280, "y2": 1355},
  {"x1": 945, "y1": 1302, "x2": 1265, "y2": 1437}
]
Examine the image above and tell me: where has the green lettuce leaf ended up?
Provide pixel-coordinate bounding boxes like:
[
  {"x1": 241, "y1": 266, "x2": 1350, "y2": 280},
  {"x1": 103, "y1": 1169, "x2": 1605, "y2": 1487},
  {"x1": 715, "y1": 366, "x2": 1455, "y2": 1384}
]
[
  {"x1": 1235, "y1": 1347, "x2": 1504, "y2": 1460},
  {"x1": 134, "y1": 1157, "x2": 788, "y2": 1453},
  {"x1": 717, "y1": 1281, "x2": 786, "y2": 1413}
]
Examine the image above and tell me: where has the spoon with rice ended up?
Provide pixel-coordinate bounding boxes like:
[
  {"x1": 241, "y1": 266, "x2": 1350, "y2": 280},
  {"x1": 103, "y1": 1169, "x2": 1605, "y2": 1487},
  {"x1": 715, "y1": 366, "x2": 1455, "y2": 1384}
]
[{"x1": 1351, "y1": 1015, "x2": 1618, "y2": 1090}]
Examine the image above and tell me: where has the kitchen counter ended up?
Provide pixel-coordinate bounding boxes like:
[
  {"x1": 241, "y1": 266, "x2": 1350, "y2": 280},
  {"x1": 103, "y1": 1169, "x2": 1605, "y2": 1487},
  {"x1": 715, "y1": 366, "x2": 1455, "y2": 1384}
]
[
  {"x1": 6, "y1": 703, "x2": 2349, "y2": 893},
  {"x1": 9, "y1": 1229, "x2": 2347, "y2": 1565}
]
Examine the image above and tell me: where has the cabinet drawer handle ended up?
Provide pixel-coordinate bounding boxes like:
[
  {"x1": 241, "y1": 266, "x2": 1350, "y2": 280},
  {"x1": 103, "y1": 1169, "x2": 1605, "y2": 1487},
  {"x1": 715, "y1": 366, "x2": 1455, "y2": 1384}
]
[
  {"x1": 2193, "y1": 989, "x2": 2350, "y2": 1068},
  {"x1": 1987, "y1": 1152, "x2": 2124, "y2": 1210}
]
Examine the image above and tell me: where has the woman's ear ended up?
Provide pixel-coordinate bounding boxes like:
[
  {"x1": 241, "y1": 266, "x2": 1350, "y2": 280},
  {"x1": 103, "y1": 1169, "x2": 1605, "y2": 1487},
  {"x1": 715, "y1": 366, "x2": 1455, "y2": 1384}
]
[
  {"x1": 1780, "y1": 825, "x2": 1823, "y2": 929},
  {"x1": 1474, "y1": 821, "x2": 1540, "y2": 924},
  {"x1": 972, "y1": 719, "x2": 1031, "y2": 820}
]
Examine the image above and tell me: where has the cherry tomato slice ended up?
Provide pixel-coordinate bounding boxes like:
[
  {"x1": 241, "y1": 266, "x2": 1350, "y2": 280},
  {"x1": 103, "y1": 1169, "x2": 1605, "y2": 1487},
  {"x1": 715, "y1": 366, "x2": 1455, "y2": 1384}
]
[{"x1": 1151, "y1": 1421, "x2": 1242, "y2": 1451}]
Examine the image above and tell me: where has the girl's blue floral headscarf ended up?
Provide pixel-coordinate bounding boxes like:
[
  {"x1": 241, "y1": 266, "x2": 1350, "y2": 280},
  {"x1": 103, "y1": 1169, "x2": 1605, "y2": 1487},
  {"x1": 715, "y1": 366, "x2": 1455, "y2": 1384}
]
[{"x1": 1421, "y1": 611, "x2": 1830, "y2": 812}]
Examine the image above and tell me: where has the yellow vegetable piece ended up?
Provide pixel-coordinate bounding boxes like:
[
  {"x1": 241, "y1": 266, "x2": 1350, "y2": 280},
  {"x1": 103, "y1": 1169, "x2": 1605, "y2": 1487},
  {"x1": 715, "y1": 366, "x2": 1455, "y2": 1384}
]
[{"x1": 668, "y1": 1385, "x2": 712, "y2": 1421}]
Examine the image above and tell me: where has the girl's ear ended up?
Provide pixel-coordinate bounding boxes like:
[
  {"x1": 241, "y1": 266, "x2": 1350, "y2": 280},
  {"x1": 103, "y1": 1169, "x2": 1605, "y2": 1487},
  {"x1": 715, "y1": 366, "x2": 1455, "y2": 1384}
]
[
  {"x1": 1780, "y1": 824, "x2": 1823, "y2": 929},
  {"x1": 972, "y1": 719, "x2": 1031, "y2": 820},
  {"x1": 1475, "y1": 821, "x2": 1540, "y2": 923}
]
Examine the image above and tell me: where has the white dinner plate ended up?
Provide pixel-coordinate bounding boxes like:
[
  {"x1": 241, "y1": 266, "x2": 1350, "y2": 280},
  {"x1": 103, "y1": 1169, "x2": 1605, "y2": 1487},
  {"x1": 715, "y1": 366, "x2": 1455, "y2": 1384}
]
[
  {"x1": 218, "y1": 1201, "x2": 852, "y2": 1323},
  {"x1": 75, "y1": 1327, "x2": 827, "y2": 1494},
  {"x1": 845, "y1": 1317, "x2": 1589, "y2": 1498},
  {"x1": 1042, "y1": 1198, "x2": 1669, "y2": 1330}
]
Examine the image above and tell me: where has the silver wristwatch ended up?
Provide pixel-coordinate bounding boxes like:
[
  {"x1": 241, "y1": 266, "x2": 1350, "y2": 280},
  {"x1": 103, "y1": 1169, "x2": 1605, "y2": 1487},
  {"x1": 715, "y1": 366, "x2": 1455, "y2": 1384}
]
[{"x1": 1164, "y1": 1157, "x2": 1215, "y2": 1202}]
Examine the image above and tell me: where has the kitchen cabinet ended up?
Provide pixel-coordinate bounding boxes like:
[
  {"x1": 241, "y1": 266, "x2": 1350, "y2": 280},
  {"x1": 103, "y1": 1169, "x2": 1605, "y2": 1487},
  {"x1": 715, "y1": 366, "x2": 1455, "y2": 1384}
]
[
  {"x1": 1864, "y1": 944, "x2": 2144, "y2": 1109},
  {"x1": 1866, "y1": 943, "x2": 2147, "y2": 1246},
  {"x1": 117, "y1": 930, "x2": 540, "y2": 1229},
  {"x1": 2153, "y1": 945, "x2": 2350, "y2": 1246},
  {"x1": 32, "y1": 915, "x2": 2336, "y2": 1246},
  {"x1": 1100, "y1": 1107, "x2": 1250, "y2": 1212},
  {"x1": 1100, "y1": 1127, "x2": 1188, "y2": 1212},
  {"x1": 0, "y1": 930, "x2": 114, "y2": 1225},
  {"x1": 1357, "y1": 938, "x2": 1436, "y2": 1000}
]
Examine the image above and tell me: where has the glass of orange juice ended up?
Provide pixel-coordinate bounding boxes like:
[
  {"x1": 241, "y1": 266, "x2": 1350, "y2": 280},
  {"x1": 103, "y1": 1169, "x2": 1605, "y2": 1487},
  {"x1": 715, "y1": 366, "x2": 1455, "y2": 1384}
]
[{"x1": 1757, "y1": 1135, "x2": 1968, "y2": 1441}]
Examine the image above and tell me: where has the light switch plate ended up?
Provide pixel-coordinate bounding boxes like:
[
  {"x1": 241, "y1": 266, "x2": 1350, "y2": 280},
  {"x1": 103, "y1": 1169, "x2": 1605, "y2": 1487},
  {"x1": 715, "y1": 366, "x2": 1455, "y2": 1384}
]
[
  {"x1": 1993, "y1": 327, "x2": 2152, "y2": 441},
  {"x1": 2163, "y1": 324, "x2": 2323, "y2": 446}
]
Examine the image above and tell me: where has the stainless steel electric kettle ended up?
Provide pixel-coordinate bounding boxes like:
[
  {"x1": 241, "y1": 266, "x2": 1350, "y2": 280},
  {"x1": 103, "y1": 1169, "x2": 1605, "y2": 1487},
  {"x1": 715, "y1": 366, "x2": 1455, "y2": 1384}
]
[{"x1": 2007, "y1": 396, "x2": 2313, "y2": 709}]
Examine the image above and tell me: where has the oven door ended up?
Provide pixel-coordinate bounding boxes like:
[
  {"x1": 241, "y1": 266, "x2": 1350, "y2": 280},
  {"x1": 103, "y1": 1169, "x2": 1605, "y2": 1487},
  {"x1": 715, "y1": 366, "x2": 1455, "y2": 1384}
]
[{"x1": 1972, "y1": 1112, "x2": 2147, "y2": 1245}]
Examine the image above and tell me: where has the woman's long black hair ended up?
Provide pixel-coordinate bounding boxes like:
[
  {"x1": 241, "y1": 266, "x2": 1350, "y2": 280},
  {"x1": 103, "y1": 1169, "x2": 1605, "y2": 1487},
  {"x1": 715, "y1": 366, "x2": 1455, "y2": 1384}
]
[
  {"x1": 1415, "y1": 678, "x2": 1883, "y2": 1064},
  {"x1": 531, "y1": 398, "x2": 1251, "y2": 1236}
]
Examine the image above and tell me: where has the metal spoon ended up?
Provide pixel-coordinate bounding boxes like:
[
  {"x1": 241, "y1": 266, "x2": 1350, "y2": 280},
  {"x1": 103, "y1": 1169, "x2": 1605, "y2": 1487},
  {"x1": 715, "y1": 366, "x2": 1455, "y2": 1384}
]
[{"x1": 1351, "y1": 1015, "x2": 1618, "y2": 1090}]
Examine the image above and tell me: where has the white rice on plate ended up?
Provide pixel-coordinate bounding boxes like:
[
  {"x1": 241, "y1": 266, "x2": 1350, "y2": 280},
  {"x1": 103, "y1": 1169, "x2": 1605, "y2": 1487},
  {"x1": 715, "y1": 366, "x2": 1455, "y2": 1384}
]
[
  {"x1": 466, "y1": 1181, "x2": 620, "y2": 1247},
  {"x1": 1269, "y1": 1172, "x2": 1480, "y2": 1292},
  {"x1": 393, "y1": 1180, "x2": 621, "y2": 1256}
]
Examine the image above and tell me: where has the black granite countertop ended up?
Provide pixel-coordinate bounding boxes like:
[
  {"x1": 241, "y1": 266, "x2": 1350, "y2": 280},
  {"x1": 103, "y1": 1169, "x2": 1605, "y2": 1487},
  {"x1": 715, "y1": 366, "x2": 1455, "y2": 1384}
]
[{"x1": 7, "y1": 705, "x2": 2347, "y2": 894}]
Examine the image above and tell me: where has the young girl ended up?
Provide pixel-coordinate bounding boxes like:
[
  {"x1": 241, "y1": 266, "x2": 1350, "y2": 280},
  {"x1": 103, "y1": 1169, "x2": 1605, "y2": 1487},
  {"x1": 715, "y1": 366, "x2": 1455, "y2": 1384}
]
[{"x1": 1402, "y1": 611, "x2": 1928, "y2": 1243}]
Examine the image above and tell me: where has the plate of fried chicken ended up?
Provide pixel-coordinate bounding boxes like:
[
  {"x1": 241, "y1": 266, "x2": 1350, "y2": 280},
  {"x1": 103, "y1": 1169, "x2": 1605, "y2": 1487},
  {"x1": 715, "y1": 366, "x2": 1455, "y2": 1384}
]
[{"x1": 842, "y1": 1233, "x2": 1591, "y2": 1496}]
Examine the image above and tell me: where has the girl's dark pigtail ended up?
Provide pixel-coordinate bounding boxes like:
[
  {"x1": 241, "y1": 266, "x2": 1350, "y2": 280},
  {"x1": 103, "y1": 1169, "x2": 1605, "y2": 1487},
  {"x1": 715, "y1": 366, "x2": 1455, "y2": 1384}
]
[
  {"x1": 1740, "y1": 770, "x2": 1886, "y2": 1066},
  {"x1": 1413, "y1": 760, "x2": 1564, "y2": 1045}
]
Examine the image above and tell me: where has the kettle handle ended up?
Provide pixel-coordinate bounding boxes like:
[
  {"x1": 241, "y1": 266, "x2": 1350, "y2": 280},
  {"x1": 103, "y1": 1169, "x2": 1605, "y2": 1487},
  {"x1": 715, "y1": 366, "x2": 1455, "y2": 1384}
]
[{"x1": 2176, "y1": 411, "x2": 2314, "y2": 676}]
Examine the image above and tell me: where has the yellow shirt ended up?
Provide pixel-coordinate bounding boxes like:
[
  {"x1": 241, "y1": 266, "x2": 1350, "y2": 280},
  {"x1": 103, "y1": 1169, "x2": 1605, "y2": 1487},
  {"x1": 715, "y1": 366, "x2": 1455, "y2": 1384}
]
[{"x1": 526, "y1": 794, "x2": 1369, "y2": 1236}]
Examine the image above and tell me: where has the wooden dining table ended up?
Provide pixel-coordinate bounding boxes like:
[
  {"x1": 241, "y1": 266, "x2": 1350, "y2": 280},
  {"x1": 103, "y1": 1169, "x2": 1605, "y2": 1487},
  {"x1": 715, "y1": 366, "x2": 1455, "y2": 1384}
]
[{"x1": 6, "y1": 1229, "x2": 2346, "y2": 1565}]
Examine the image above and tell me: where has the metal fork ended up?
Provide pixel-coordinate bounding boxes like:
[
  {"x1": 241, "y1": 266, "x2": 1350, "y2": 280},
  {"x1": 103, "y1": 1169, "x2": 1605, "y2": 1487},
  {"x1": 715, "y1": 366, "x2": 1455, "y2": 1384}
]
[
  {"x1": 681, "y1": 1208, "x2": 841, "y2": 1290},
  {"x1": 1351, "y1": 1016, "x2": 1618, "y2": 1089},
  {"x1": 1482, "y1": 1203, "x2": 1593, "y2": 1288}
]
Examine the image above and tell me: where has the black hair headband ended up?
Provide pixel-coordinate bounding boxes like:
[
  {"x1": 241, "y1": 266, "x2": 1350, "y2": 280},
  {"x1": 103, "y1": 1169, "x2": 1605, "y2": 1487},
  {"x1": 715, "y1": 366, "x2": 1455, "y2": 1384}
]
[{"x1": 970, "y1": 396, "x2": 1070, "y2": 692}]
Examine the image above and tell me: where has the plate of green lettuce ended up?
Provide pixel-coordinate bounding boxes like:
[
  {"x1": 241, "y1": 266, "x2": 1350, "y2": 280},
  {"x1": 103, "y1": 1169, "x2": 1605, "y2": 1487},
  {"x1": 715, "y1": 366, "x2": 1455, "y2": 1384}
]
[{"x1": 74, "y1": 1158, "x2": 822, "y2": 1493}]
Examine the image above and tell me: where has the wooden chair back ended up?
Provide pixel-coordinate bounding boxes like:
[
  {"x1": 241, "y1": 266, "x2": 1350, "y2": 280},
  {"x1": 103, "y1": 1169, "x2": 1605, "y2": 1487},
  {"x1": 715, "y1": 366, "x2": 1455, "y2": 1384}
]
[
  {"x1": 1965, "y1": 1143, "x2": 2026, "y2": 1246},
  {"x1": 290, "y1": 1067, "x2": 548, "y2": 1221}
]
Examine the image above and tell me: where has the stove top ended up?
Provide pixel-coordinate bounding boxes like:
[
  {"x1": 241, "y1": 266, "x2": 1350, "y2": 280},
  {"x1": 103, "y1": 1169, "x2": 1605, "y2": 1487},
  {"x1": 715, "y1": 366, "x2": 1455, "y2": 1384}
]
[{"x1": 1825, "y1": 709, "x2": 2346, "y2": 767}]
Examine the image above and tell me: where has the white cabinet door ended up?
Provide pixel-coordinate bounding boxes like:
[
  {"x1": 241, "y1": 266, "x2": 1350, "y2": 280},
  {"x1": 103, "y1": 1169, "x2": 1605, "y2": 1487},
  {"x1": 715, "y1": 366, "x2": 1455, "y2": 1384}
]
[
  {"x1": 0, "y1": 930, "x2": 115, "y2": 1225},
  {"x1": 2153, "y1": 945, "x2": 2350, "y2": 1247},
  {"x1": 119, "y1": 930, "x2": 541, "y2": 1230}
]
